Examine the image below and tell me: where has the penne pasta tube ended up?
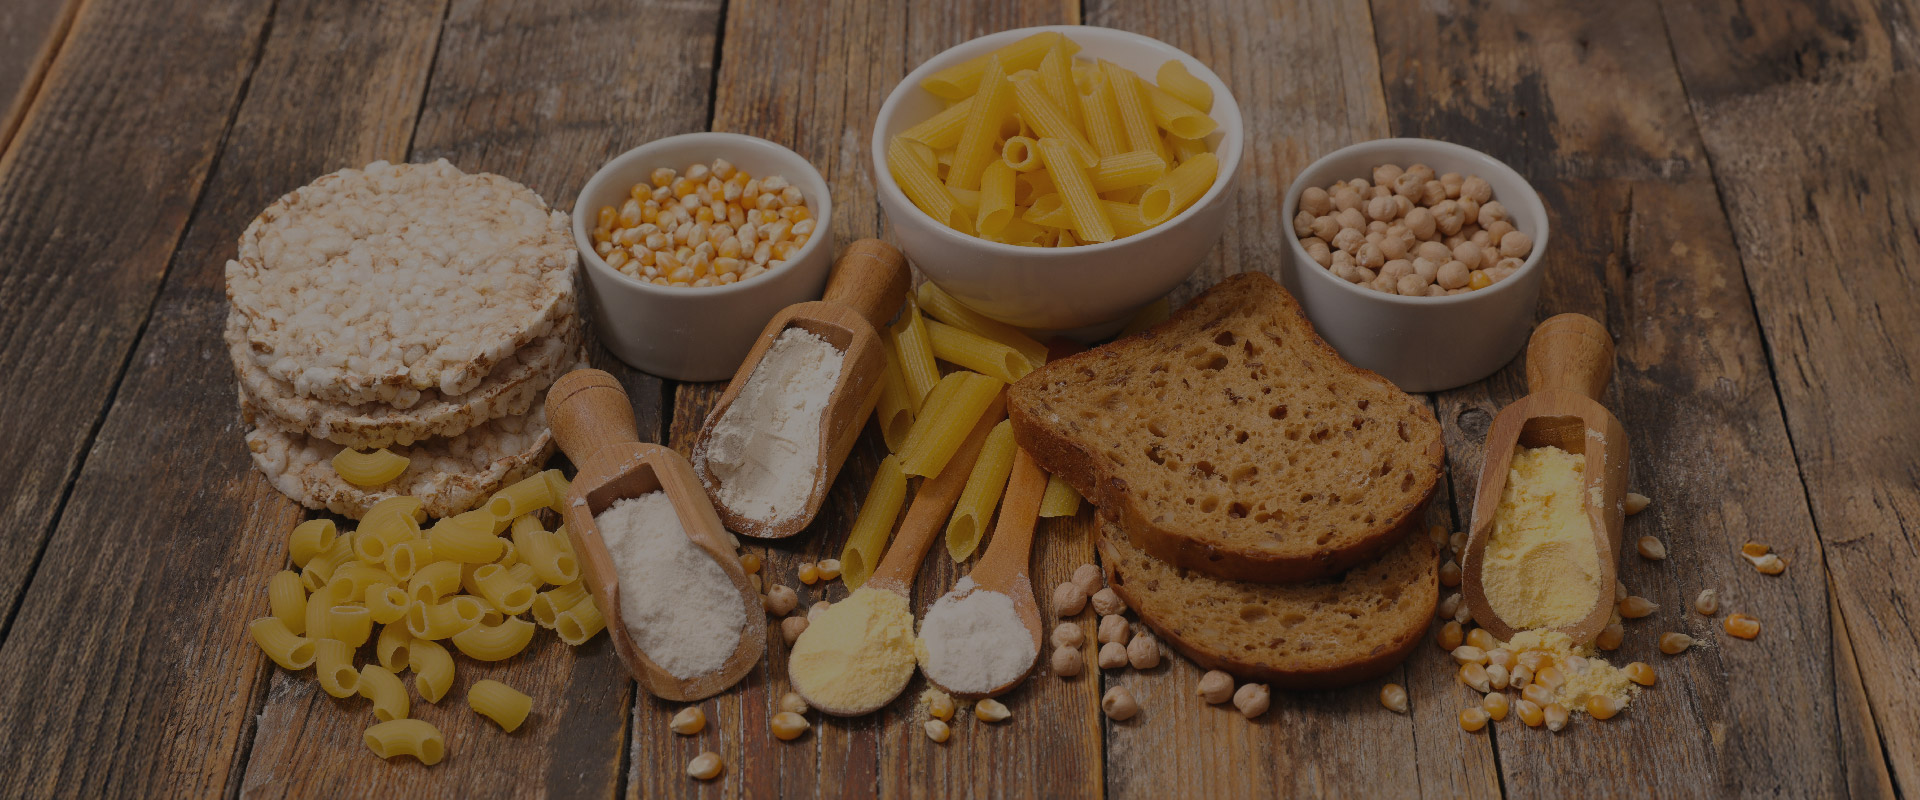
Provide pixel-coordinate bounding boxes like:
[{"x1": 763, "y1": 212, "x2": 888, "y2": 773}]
[
  {"x1": 1000, "y1": 135, "x2": 1040, "y2": 172},
  {"x1": 946, "y1": 56, "x2": 1016, "y2": 192},
  {"x1": 882, "y1": 393, "x2": 1008, "y2": 575},
  {"x1": 976, "y1": 160, "x2": 1017, "y2": 235},
  {"x1": 920, "y1": 32, "x2": 1068, "y2": 99},
  {"x1": 1089, "y1": 150, "x2": 1169, "y2": 193},
  {"x1": 875, "y1": 344, "x2": 917, "y2": 452},
  {"x1": 1038, "y1": 42, "x2": 1086, "y2": 130},
  {"x1": 1140, "y1": 152, "x2": 1219, "y2": 225},
  {"x1": 1025, "y1": 195, "x2": 1151, "y2": 238},
  {"x1": 1081, "y1": 71, "x2": 1128, "y2": 159},
  {"x1": 1100, "y1": 60, "x2": 1169, "y2": 161},
  {"x1": 946, "y1": 420, "x2": 1016, "y2": 561},
  {"x1": 1009, "y1": 72, "x2": 1098, "y2": 167},
  {"x1": 900, "y1": 96, "x2": 973, "y2": 149},
  {"x1": 1168, "y1": 133, "x2": 1210, "y2": 163},
  {"x1": 1156, "y1": 60, "x2": 1215, "y2": 112},
  {"x1": 898, "y1": 372, "x2": 1006, "y2": 478},
  {"x1": 925, "y1": 320, "x2": 1034, "y2": 383},
  {"x1": 890, "y1": 137, "x2": 970, "y2": 232},
  {"x1": 890, "y1": 300, "x2": 942, "y2": 407},
  {"x1": 915, "y1": 282, "x2": 1050, "y2": 368},
  {"x1": 1036, "y1": 138, "x2": 1115, "y2": 243},
  {"x1": 985, "y1": 217, "x2": 1048, "y2": 245},
  {"x1": 1143, "y1": 80, "x2": 1220, "y2": 140},
  {"x1": 837, "y1": 455, "x2": 909, "y2": 590},
  {"x1": 1039, "y1": 473, "x2": 1083, "y2": 517}
]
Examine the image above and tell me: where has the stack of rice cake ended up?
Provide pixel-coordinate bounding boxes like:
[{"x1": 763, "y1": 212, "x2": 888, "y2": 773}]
[{"x1": 227, "y1": 160, "x2": 582, "y2": 519}]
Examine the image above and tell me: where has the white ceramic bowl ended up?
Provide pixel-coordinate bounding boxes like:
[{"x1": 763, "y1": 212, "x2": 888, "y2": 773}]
[
  {"x1": 1279, "y1": 139, "x2": 1550, "y2": 392},
  {"x1": 572, "y1": 133, "x2": 834, "y2": 381},
  {"x1": 872, "y1": 26, "x2": 1244, "y2": 335}
]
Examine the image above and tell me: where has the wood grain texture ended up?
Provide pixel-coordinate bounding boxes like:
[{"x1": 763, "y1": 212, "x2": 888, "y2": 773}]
[
  {"x1": 1373, "y1": 0, "x2": 1858, "y2": 794},
  {"x1": 1659, "y1": 1, "x2": 1919, "y2": 793},
  {"x1": 0, "y1": 0, "x2": 272, "y2": 632},
  {"x1": 0, "y1": 0, "x2": 80, "y2": 154},
  {"x1": 236, "y1": 0, "x2": 721, "y2": 796},
  {"x1": 0, "y1": 1, "x2": 436, "y2": 797}
]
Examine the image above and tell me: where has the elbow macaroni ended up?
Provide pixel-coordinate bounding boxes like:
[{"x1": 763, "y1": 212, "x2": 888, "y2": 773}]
[
  {"x1": 469, "y1": 679, "x2": 532, "y2": 732},
  {"x1": 331, "y1": 448, "x2": 409, "y2": 487},
  {"x1": 364, "y1": 719, "x2": 445, "y2": 765},
  {"x1": 409, "y1": 638, "x2": 456, "y2": 703},
  {"x1": 451, "y1": 617, "x2": 536, "y2": 661},
  {"x1": 359, "y1": 664, "x2": 410, "y2": 722}
]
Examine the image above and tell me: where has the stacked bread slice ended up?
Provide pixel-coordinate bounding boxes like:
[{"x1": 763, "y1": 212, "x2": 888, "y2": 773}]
[
  {"x1": 227, "y1": 160, "x2": 582, "y2": 519},
  {"x1": 1010, "y1": 273, "x2": 1446, "y2": 687}
]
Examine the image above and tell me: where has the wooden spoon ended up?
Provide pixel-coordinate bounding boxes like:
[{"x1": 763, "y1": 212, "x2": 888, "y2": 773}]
[
  {"x1": 920, "y1": 445, "x2": 1048, "y2": 700},
  {"x1": 544, "y1": 369, "x2": 764, "y2": 702},
  {"x1": 794, "y1": 393, "x2": 1007, "y2": 716},
  {"x1": 1461, "y1": 314, "x2": 1630, "y2": 644},
  {"x1": 693, "y1": 239, "x2": 911, "y2": 539}
]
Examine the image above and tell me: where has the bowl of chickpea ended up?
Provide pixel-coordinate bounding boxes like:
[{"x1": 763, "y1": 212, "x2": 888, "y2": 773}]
[
  {"x1": 1279, "y1": 138, "x2": 1550, "y2": 392},
  {"x1": 573, "y1": 133, "x2": 834, "y2": 381}
]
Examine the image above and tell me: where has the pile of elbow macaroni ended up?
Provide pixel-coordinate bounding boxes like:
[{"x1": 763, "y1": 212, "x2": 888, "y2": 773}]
[{"x1": 249, "y1": 469, "x2": 602, "y2": 766}]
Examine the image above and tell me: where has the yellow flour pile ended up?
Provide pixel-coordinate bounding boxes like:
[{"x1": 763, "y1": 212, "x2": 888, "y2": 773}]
[
  {"x1": 1501, "y1": 629, "x2": 1638, "y2": 713},
  {"x1": 1483, "y1": 445, "x2": 1603, "y2": 629},
  {"x1": 788, "y1": 588, "x2": 916, "y2": 710}
]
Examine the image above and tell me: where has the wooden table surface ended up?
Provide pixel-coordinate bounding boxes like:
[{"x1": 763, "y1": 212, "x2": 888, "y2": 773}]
[{"x1": 0, "y1": 0, "x2": 1912, "y2": 797}]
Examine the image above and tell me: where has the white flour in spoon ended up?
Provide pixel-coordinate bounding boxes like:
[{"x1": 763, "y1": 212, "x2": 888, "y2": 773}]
[
  {"x1": 702, "y1": 327, "x2": 843, "y2": 524},
  {"x1": 914, "y1": 577, "x2": 1037, "y2": 693},
  {"x1": 595, "y1": 491, "x2": 744, "y2": 679}
]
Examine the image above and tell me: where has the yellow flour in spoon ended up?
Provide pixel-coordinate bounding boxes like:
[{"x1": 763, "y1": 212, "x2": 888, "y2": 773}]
[
  {"x1": 789, "y1": 587, "x2": 916, "y2": 711},
  {"x1": 1482, "y1": 445, "x2": 1603, "y2": 630}
]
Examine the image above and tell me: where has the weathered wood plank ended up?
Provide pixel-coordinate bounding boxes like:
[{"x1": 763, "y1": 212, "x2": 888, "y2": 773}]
[
  {"x1": 239, "y1": 0, "x2": 721, "y2": 796},
  {"x1": 0, "y1": 1, "x2": 437, "y2": 797},
  {"x1": 1658, "y1": 0, "x2": 1919, "y2": 793},
  {"x1": 1373, "y1": 0, "x2": 1855, "y2": 794},
  {"x1": 1079, "y1": 1, "x2": 1501, "y2": 797},
  {"x1": 0, "y1": 0, "x2": 272, "y2": 634},
  {"x1": 0, "y1": 0, "x2": 81, "y2": 154}
]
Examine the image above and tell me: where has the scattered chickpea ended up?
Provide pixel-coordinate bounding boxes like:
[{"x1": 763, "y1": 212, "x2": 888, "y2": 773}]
[
  {"x1": 1233, "y1": 683, "x2": 1271, "y2": 718},
  {"x1": 781, "y1": 615, "x2": 809, "y2": 644},
  {"x1": 1694, "y1": 589, "x2": 1720, "y2": 616},
  {"x1": 771, "y1": 711, "x2": 810, "y2": 741},
  {"x1": 1102, "y1": 686, "x2": 1140, "y2": 721},
  {"x1": 1071, "y1": 563, "x2": 1103, "y2": 596},
  {"x1": 763, "y1": 584, "x2": 798, "y2": 616},
  {"x1": 1127, "y1": 633, "x2": 1161, "y2": 669},
  {"x1": 1724, "y1": 613, "x2": 1761, "y2": 639},
  {"x1": 1090, "y1": 588, "x2": 1127, "y2": 616},
  {"x1": 1052, "y1": 581, "x2": 1089, "y2": 616},
  {"x1": 1052, "y1": 645, "x2": 1085, "y2": 677},
  {"x1": 670, "y1": 706, "x2": 705, "y2": 735},
  {"x1": 1051, "y1": 621, "x2": 1086, "y2": 649},
  {"x1": 815, "y1": 559, "x2": 842, "y2": 580},
  {"x1": 1098, "y1": 615, "x2": 1131, "y2": 645},
  {"x1": 974, "y1": 698, "x2": 1011, "y2": 722},
  {"x1": 780, "y1": 691, "x2": 810, "y2": 715},
  {"x1": 1638, "y1": 536, "x2": 1668, "y2": 560},
  {"x1": 1098, "y1": 642, "x2": 1130, "y2": 670},
  {"x1": 1625, "y1": 492, "x2": 1652, "y2": 515},
  {"x1": 1380, "y1": 683, "x2": 1410, "y2": 714},
  {"x1": 924, "y1": 719, "x2": 951, "y2": 743},
  {"x1": 1198, "y1": 671, "x2": 1236, "y2": 704},
  {"x1": 687, "y1": 751, "x2": 724, "y2": 781}
]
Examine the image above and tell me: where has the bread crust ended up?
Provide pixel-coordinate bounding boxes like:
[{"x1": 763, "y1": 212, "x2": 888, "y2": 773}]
[
  {"x1": 1098, "y1": 517, "x2": 1437, "y2": 689},
  {"x1": 1010, "y1": 272, "x2": 1445, "y2": 583}
]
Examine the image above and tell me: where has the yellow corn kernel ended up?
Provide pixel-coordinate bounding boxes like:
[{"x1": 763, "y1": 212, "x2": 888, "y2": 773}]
[
  {"x1": 1521, "y1": 683, "x2": 1552, "y2": 708},
  {"x1": 1618, "y1": 595, "x2": 1658, "y2": 618},
  {"x1": 1544, "y1": 703, "x2": 1570, "y2": 732},
  {"x1": 1481, "y1": 691, "x2": 1510, "y2": 721},
  {"x1": 1509, "y1": 663, "x2": 1533, "y2": 689},
  {"x1": 1515, "y1": 698, "x2": 1544, "y2": 727},
  {"x1": 1624, "y1": 662, "x2": 1657, "y2": 686},
  {"x1": 1515, "y1": 650, "x2": 1548, "y2": 671},
  {"x1": 1695, "y1": 588, "x2": 1720, "y2": 616},
  {"x1": 1587, "y1": 695, "x2": 1624, "y2": 720},
  {"x1": 1534, "y1": 666, "x2": 1565, "y2": 692},
  {"x1": 1741, "y1": 542, "x2": 1770, "y2": 557},
  {"x1": 597, "y1": 206, "x2": 617, "y2": 229},
  {"x1": 1724, "y1": 613, "x2": 1761, "y2": 639},
  {"x1": 1379, "y1": 683, "x2": 1409, "y2": 714},
  {"x1": 1439, "y1": 560, "x2": 1461, "y2": 587},
  {"x1": 1659, "y1": 632, "x2": 1695, "y2": 654},
  {"x1": 1485, "y1": 648, "x2": 1514, "y2": 669},
  {"x1": 1748, "y1": 553, "x2": 1787, "y2": 574},
  {"x1": 1468, "y1": 270, "x2": 1493, "y2": 290},
  {"x1": 1458, "y1": 707, "x2": 1489, "y2": 732},
  {"x1": 1437, "y1": 621, "x2": 1463, "y2": 651},
  {"x1": 1458, "y1": 663, "x2": 1491, "y2": 692},
  {"x1": 1596, "y1": 622, "x2": 1624, "y2": 650},
  {"x1": 1465, "y1": 628, "x2": 1495, "y2": 651}
]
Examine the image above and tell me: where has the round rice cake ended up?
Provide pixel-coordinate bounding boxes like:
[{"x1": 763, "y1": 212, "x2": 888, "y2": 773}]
[
  {"x1": 243, "y1": 398, "x2": 557, "y2": 520},
  {"x1": 230, "y1": 311, "x2": 581, "y2": 448},
  {"x1": 226, "y1": 159, "x2": 577, "y2": 407}
]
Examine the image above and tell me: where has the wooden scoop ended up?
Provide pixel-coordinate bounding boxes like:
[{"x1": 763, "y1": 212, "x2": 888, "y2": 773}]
[
  {"x1": 1461, "y1": 314, "x2": 1630, "y2": 644},
  {"x1": 693, "y1": 239, "x2": 911, "y2": 539},
  {"x1": 544, "y1": 369, "x2": 764, "y2": 702},
  {"x1": 921, "y1": 446, "x2": 1048, "y2": 700},
  {"x1": 793, "y1": 394, "x2": 1007, "y2": 716}
]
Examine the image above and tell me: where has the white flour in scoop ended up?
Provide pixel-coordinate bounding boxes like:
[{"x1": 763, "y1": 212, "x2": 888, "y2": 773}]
[
  {"x1": 596, "y1": 491, "x2": 744, "y2": 679},
  {"x1": 703, "y1": 327, "x2": 843, "y2": 524}
]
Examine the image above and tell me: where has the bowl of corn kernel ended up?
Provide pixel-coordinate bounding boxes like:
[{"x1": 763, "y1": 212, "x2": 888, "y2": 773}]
[
  {"x1": 872, "y1": 26, "x2": 1243, "y2": 335},
  {"x1": 573, "y1": 132, "x2": 833, "y2": 381}
]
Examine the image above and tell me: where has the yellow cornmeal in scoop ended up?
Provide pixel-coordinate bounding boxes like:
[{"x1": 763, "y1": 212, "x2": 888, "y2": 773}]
[
  {"x1": 789, "y1": 588, "x2": 916, "y2": 711},
  {"x1": 1501, "y1": 630, "x2": 1637, "y2": 713},
  {"x1": 1483, "y1": 445, "x2": 1603, "y2": 630}
]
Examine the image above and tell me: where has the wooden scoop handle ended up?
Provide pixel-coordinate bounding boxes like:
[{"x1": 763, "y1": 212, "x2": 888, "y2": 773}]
[
  {"x1": 822, "y1": 239, "x2": 910, "y2": 332},
  {"x1": 545, "y1": 369, "x2": 641, "y2": 473},
  {"x1": 1524, "y1": 313, "x2": 1615, "y2": 400}
]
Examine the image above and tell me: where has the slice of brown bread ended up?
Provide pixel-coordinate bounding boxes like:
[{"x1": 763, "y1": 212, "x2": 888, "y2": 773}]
[
  {"x1": 1010, "y1": 272, "x2": 1444, "y2": 582},
  {"x1": 1098, "y1": 519, "x2": 1436, "y2": 688}
]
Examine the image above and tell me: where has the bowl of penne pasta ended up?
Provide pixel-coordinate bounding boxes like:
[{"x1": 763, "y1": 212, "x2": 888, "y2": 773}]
[{"x1": 873, "y1": 26, "x2": 1242, "y2": 335}]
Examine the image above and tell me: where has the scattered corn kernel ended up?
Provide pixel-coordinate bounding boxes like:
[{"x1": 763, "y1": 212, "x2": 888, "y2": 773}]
[
  {"x1": 1521, "y1": 682, "x2": 1553, "y2": 708},
  {"x1": 1596, "y1": 622, "x2": 1624, "y2": 651},
  {"x1": 1659, "y1": 632, "x2": 1695, "y2": 654},
  {"x1": 1624, "y1": 662, "x2": 1656, "y2": 686},
  {"x1": 816, "y1": 559, "x2": 843, "y2": 580},
  {"x1": 1516, "y1": 698, "x2": 1544, "y2": 726},
  {"x1": 1438, "y1": 592, "x2": 1462, "y2": 620},
  {"x1": 927, "y1": 689, "x2": 955, "y2": 721},
  {"x1": 975, "y1": 698, "x2": 1011, "y2": 722},
  {"x1": 1637, "y1": 536, "x2": 1667, "y2": 560},
  {"x1": 1437, "y1": 621, "x2": 1464, "y2": 651},
  {"x1": 1619, "y1": 595, "x2": 1658, "y2": 618},
  {"x1": 687, "y1": 751, "x2": 724, "y2": 780},
  {"x1": 1440, "y1": 560, "x2": 1462, "y2": 587},
  {"x1": 1695, "y1": 589, "x2": 1719, "y2": 616},
  {"x1": 1741, "y1": 542, "x2": 1770, "y2": 557},
  {"x1": 798, "y1": 563, "x2": 820, "y2": 585},
  {"x1": 1534, "y1": 666, "x2": 1565, "y2": 692},
  {"x1": 771, "y1": 711, "x2": 810, "y2": 741},
  {"x1": 1380, "y1": 683, "x2": 1409, "y2": 714},
  {"x1": 1459, "y1": 707, "x2": 1490, "y2": 732},
  {"x1": 1466, "y1": 628, "x2": 1495, "y2": 651},
  {"x1": 1486, "y1": 663, "x2": 1511, "y2": 691},
  {"x1": 1724, "y1": 613, "x2": 1761, "y2": 639},
  {"x1": 924, "y1": 719, "x2": 951, "y2": 742},
  {"x1": 1486, "y1": 648, "x2": 1514, "y2": 669},
  {"x1": 1452, "y1": 645, "x2": 1488, "y2": 665},
  {"x1": 1510, "y1": 663, "x2": 1534, "y2": 689},
  {"x1": 1459, "y1": 663, "x2": 1491, "y2": 692},
  {"x1": 1482, "y1": 691, "x2": 1510, "y2": 721},
  {"x1": 1625, "y1": 492, "x2": 1651, "y2": 514},
  {"x1": 739, "y1": 552, "x2": 761, "y2": 574},
  {"x1": 1587, "y1": 695, "x2": 1624, "y2": 720},
  {"x1": 1544, "y1": 703, "x2": 1570, "y2": 732},
  {"x1": 1748, "y1": 553, "x2": 1787, "y2": 575},
  {"x1": 670, "y1": 706, "x2": 705, "y2": 735}
]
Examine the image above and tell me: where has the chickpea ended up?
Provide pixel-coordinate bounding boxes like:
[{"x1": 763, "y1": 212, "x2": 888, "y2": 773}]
[
  {"x1": 1336, "y1": 207, "x2": 1368, "y2": 231},
  {"x1": 1378, "y1": 233, "x2": 1408, "y2": 260},
  {"x1": 1439, "y1": 172, "x2": 1464, "y2": 198},
  {"x1": 763, "y1": 584, "x2": 798, "y2": 616},
  {"x1": 1197, "y1": 670, "x2": 1236, "y2": 704},
  {"x1": 1380, "y1": 259, "x2": 1414, "y2": 282},
  {"x1": 1405, "y1": 163, "x2": 1436, "y2": 183},
  {"x1": 1425, "y1": 284, "x2": 1447, "y2": 297},
  {"x1": 1452, "y1": 242, "x2": 1483, "y2": 270},
  {"x1": 1460, "y1": 175, "x2": 1493, "y2": 203},
  {"x1": 1404, "y1": 207, "x2": 1438, "y2": 240},
  {"x1": 1091, "y1": 588, "x2": 1127, "y2": 616},
  {"x1": 1393, "y1": 194, "x2": 1414, "y2": 218},
  {"x1": 1330, "y1": 249, "x2": 1354, "y2": 271},
  {"x1": 1331, "y1": 263, "x2": 1358, "y2": 282},
  {"x1": 1437, "y1": 260, "x2": 1471, "y2": 290},
  {"x1": 1432, "y1": 200, "x2": 1466, "y2": 236},
  {"x1": 1456, "y1": 197, "x2": 1480, "y2": 227},
  {"x1": 1412, "y1": 240, "x2": 1448, "y2": 262},
  {"x1": 1051, "y1": 621, "x2": 1086, "y2": 649},
  {"x1": 1369, "y1": 184, "x2": 1392, "y2": 199},
  {"x1": 1443, "y1": 232, "x2": 1467, "y2": 249},
  {"x1": 1101, "y1": 686, "x2": 1140, "y2": 720},
  {"x1": 1373, "y1": 164, "x2": 1404, "y2": 187},
  {"x1": 1127, "y1": 633, "x2": 1161, "y2": 669},
  {"x1": 1352, "y1": 266, "x2": 1377, "y2": 284},
  {"x1": 1233, "y1": 683, "x2": 1271, "y2": 718},
  {"x1": 1366, "y1": 194, "x2": 1399, "y2": 222},
  {"x1": 1397, "y1": 273, "x2": 1432, "y2": 297},
  {"x1": 1367, "y1": 219, "x2": 1389, "y2": 234},
  {"x1": 1331, "y1": 228, "x2": 1365, "y2": 256},
  {"x1": 1052, "y1": 645, "x2": 1085, "y2": 677},
  {"x1": 1305, "y1": 240, "x2": 1332, "y2": 267},
  {"x1": 1370, "y1": 274, "x2": 1397, "y2": 293},
  {"x1": 1098, "y1": 614, "x2": 1131, "y2": 644},
  {"x1": 1071, "y1": 563, "x2": 1103, "y2": 596},
  {"x1": 781, "y1": 615, "x2": 809, "y2": 643},
  {"x1": 1413, "y1": 258, "x2": 1441, "y2": 281},
  {"x1": 1499, "y1": 230, "x2": 1534, "y2": 258},
  {"x1": 1309, "y1": 215, "x2": 1341, "y2": 241},
  {"x1": 1052, "y1": 581, "x2": 1088, "y2": 616},
  {"x1": 1393, "y1": 172, "x2": 1424, "y2": 200},
  {"x1": 1098, "y1": 642, "x2": 1129, "y2": 669},
  {"x1": 1478, "y1": 200, "x2": 1509, "y2": 226},
  {"x1": 1300, "y1": 186, "x2": 1333, "y2": 217},
  {"x1": 1421, "y1": 180, "x2": 1448, "y2": 206},
  {"x1": 1484, "y1": 220, "x2": 1515, "y2": 246},
  {"x1": 1356, "y1": 242, "x2": 1385, "y2": 269},
  {"x1": 1331, "y1": 187, "x2": 1363, "y2": 212}
]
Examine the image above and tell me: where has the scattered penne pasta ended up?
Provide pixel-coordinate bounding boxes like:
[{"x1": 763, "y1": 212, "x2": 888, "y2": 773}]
[
  {"x1": 897, "y1": 372, "x2": 1006, "y2": 478},
  {"x1": 947, "y1": 420, "x2": 1017, "y2": 562},
  {"x1": 839, "y1": 455, "x2": 910, "y2": 589},
  {"x1": 1038, "y1": 473, "x2": 1084, "y2": 518}
]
